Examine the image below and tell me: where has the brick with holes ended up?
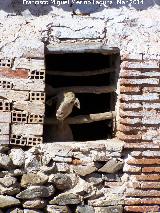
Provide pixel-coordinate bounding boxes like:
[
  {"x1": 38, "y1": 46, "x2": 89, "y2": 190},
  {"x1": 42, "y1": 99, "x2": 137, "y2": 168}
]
[
  {"x1": 28, "y1": 114, "x2": 44, "y2": 123},
  {"x1": 29, "y1": 92, "x2": 45, "y2": 102},
  {"x1": 26, "y1": 136, "x2": 43, "y2": 146},
  {"x1": 0, "y1": 80, "x2": 13, "y2": 89},
  {"x1": 0, "y1": 59, "x2": 12, "y2": 68},
  {"x1": 10, "y1": 135, "x2": 27, "y2": 146},
  {"x1": 0, "y1": 99, "x2": 11, "y2": 111},
  {"x1": 12, "y1": 111, "x2": 28, "y2": 123},
  {"x1": 29, "y1": 69, "x2": 45, "y2": 80}
]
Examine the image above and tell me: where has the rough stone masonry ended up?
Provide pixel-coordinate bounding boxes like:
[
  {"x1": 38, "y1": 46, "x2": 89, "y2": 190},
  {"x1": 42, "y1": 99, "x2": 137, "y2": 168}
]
[{"x1": 0, "y1": 1, "x2": 160, "y2": 212}]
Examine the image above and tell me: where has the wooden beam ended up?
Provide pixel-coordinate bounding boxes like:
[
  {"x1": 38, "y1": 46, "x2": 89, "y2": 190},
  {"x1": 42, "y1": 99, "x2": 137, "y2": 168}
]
[
  {"x1": 46, "y1": 85, "x2": 116, "y2": 95},
  {"x1": 45, "y1": 111, "x2": 116, "y2": 125},
  {"x1": 46, "y1": 68, "x2": 113, "y2": 76}
]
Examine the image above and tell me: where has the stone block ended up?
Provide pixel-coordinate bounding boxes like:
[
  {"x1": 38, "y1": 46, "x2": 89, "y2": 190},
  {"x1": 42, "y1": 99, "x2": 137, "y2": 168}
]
[
  {"x1": 46, "y1": 205, "x2": 71, "y2": 213},
  {"x1": 23, "y1": 199, "x2": 46, "y2": 209},
  {"x1": 76, "y1": 205, "x2": 95, "y2": 213},
  {"x1": 21, "y1": 173, "x2": 48, "y2": 187},
  {"x1": 9, "y1": 148, "x2": 25, "y2": 167},
  {"x1": 98, "y1": 158, "x2": 124, "y2": 173},
  {"x1": 0, "y1": 195, "x2": 20, "y2": 208},
  {"x1": 73, "y1": 162, "x2": 98, "y2": 176},
  {"x1": 16, "y1": 185, "x2": 55, "y2": 199},
  {"x1": 94, "y1": 206, "x2": 123, "y2": 213},
  {"x1": 49, "y1": 192, "x2": 82, "y2": 205}
]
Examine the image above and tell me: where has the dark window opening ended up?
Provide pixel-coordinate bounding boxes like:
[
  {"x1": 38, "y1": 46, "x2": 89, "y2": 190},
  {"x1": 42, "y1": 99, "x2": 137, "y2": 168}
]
[{"x1": 44, "y1": 51, "x2": 119, "y2": 142}]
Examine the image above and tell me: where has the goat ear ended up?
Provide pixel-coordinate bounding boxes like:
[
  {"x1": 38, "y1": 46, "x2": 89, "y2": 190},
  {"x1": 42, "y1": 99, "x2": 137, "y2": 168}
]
[{"x1": 74, "y1": 98, "x2": 80, "y2": 109}]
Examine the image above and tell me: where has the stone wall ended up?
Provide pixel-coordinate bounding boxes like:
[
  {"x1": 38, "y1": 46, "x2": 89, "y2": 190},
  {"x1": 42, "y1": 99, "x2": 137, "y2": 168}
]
[{"x1": 0, "y1": 140, "x2": 124, "y2": 212}]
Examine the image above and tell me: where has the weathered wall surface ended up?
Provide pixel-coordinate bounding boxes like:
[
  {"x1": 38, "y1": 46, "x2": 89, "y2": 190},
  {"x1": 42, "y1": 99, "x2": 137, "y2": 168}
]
[
  {"x1": 0, "y1": 1, "x2": 159, "y2": 60},
  {"x1": 0, "y1": 140, "x2": 124, "y2": 212},
  {"x1": 0, "y1": 1, "x2": 160, "y2": 213}
]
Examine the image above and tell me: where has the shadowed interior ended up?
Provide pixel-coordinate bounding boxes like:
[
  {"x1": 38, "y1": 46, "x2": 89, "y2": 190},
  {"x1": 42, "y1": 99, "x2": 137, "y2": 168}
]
[{"x1": 44, "y1": 52, "x2": 116, "y2": 141}]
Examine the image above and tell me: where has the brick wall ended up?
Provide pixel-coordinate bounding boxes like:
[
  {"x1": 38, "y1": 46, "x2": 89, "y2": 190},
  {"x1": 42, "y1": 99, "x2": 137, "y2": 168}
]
[
  {"x1": 0, "y1": 58, "x2": 45, "y2": 146},
  {"x1": 118, "y1": 60, "x2": 160, "y2": 212}
]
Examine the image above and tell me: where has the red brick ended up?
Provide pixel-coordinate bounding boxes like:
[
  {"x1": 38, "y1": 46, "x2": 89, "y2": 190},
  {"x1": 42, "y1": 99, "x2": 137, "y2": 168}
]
[
  {"x1": 120, "y1": 102, "x2": 142, "y2": 110},
  {"x1": 0, "y1": 68, "x2": 29, "y2": 78},
  {"x1": 119, "y1": 117, "x2": 141, "y2": 125},
  {"x1": 142, "y1": 167, "x2": 160, "y2": 173},
  {"x1": 130, "y1": 151, "x2": 142, "y2": 157},
  {"x1": 126, "y1": 189, "x2": 160, "y2": 197},
  {"x1": 126, "y1": 198, "x2": 160, "y2": 205},
  {"x1": 127, "y1": 182, "x2": 141, "y2": 189},
  {"x1": 127, "y1": 158, "x2": 160, "y2": 165},
  {"x1": 141, "y1": 182, "x2": 160, "y2": 189},
  {"x1": 121, "y1": 61, "x2": 159, "y2": 69},
  {"x1": 120, "y1": 85, "x2": 141, "y2": 93},
  {"x1": 124, "y1": 205, "x2": 160, "y2": 212},
  {"x1": 120, "y1": 78, "x2": 159, "y2": 85},
  {"x1": 125, "y1": 198, "x2": 141, "y2": 205},
  {"x1": 143, "y1": 86, "x2": 160, "y2": 93},
  {"x1": 117, "y1": 124, "x2": 141, "y2": 132},
  {"x1": 124, "y1": 143, "x2": 160, "y2": 149},
  {"x1": 124, "y1": 165, "x2": 141, "y2": 173},
  {"x1": 117, "y1": 131, "x2": 141, "y2": 141},
  {"x1": 119, "y1": 110, "x2": 142, "y2": 117},
  {"x1": 142, "y1": 151, "x2": 160, "y2": 157},
  {"x1": 71, "y1": 158, "x2": 82, "y2": 165},
  {"x1": 135, "y1": 174, "x2": 160, "y2": 181}
]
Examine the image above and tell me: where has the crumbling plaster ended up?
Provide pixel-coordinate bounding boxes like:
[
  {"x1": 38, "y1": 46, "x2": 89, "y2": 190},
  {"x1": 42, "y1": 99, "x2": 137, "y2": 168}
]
[{"x1": 0, "y1": 1, "x2": 159, "y2": 60}]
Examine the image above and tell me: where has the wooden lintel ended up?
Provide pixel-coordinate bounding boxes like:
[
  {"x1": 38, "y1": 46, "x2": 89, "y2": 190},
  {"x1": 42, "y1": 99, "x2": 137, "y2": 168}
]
[
  {"x1": 45, "y1": 111, "x2": 116, "y2": 125},
  {"x1": 46, "y1": 85, "x2": 116, "y2": 96},
  {"x1": 46, "y1": 68, "x2": 113, "y2": 76}
]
